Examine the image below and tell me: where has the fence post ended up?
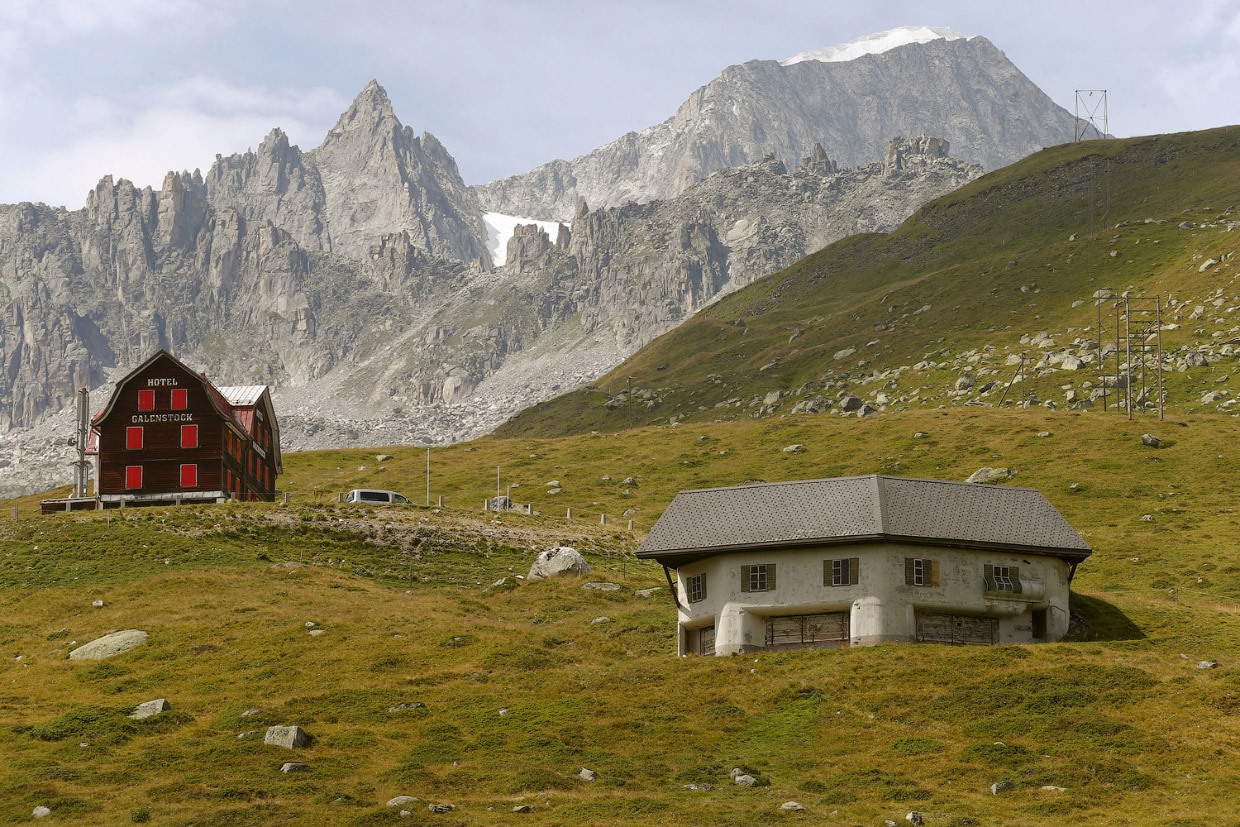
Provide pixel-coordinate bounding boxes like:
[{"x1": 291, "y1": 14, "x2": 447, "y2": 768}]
[
  {"x1": 627, "y1": 519, "x2": 634, "y2": 530},
  {"x1": 600, "y1": 513, "x2": 607, "y2": 525},
  {"x1": 337, "y1": 492, "x2": 344, "y2": 503},
  {"x1": 566, "y1": 507, "x2": 573, "y2": 520},
  {"x1": 437, "y1": 495, "x2": 444, "y2": 507},
  {"x1": 283, "y1": 492, "x2": 291, "y2": 505},
  {"x1": 11, "y1": 506, "x2": 17, "y2": 520}
]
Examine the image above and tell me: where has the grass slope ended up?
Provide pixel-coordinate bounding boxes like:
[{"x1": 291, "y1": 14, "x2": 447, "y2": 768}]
[
  {"x1": 497, "y1": 126, "x2": 1240, "y2": 439},
  {"x1": 5, "y1": 404, "x2": 1240, "y2": 824}
]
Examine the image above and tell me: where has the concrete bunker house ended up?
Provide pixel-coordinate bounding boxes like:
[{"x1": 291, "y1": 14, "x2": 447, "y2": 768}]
[
  {"x1": 636, "y1": 475, "x2": 1091, "y2": 655},
  {"x1": 85, "y1": 350, "x2": 282, "y2": 506}
]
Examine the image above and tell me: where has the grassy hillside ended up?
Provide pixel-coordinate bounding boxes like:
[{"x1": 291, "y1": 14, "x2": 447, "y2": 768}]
[
  {"x1": 5, "y1": 404, "x2": 1240, "y2": 824},
  {"x1": 497, "y1": 126, "x2": 1240, "y2": 439}
]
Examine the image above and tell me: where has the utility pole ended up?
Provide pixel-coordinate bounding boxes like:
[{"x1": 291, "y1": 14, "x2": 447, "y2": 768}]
[
  {"x1": 71, "y1": 387, "x2": 89, "y2": 498},
  {"x1": 627, "y1": 375, "x2": 633, "y2": 431},
  {"x1": 425, "y1": 447, "x2": 430, "y2": 506}
]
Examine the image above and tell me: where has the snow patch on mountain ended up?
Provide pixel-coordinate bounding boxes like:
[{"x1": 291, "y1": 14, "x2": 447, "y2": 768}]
[
  {"x1": 781, "y1": 26, "x2": 972, "y2": 66},
  {"x1": 483, "y1": 212, "x2": 564, "y2": 266}
]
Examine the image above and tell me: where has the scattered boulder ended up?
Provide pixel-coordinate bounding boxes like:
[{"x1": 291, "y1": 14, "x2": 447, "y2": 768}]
[
  {"x1": 91, "y1": 599, "x2": 104, "y2": 608},
  {"x1": 578, "y1": 767, "x2": 596, "y2": 781},
  {"x1": 991, "y1": 779, "x2": 1015, "y2": 795},
  {"x1": 590, "y1": 617, "x2": 612, "y2": 625},
  {"x1": 857, "y1": 404, "x2": 878, "y2": 418},
  {"x1": 833, "y1": 346, "x2": 857, "y2": 361},
  {"x1": 280, "y1": 762, "x2": 309, "y2": 773},
  {"x1": 389, "y1": 702, "x2": 426, "y2": 712},
  {"x1": 782, "y1": 444, "x2": 806, "y2": 453},
  {"x1": 1061, "y1": 354, "x2": 1084, "y2": 370},
  {"x1": 387, "y1": 796, "x2": 420, "y2": 808},
  {"x1": 513, "y1": 805, "x2": 532, "y2": 813},
  {"x1": 620, "y1": 477, "x2": 638, "y2": 487},
  {"x1": 906, "y1": 813, "x2": 925, "y2": 826},
  {"x1": 839, "y1": 395, "x2": 863, "y2": 412},
  {"x1": 635, "y1": 587, "x2": 663, "y2": 598},
  {"x1": 1041, "y1": 785, "x2": 1068, "y2": 792},
  {"x1": 913, "y1": 432, "x2": 929, "y2": 439},
  {"x1": 428, "y1": 803, "x2": 455, "y2": 814},
  {"x1": 308, "y1": 629, "x2": 326, "y2": 637},
  {"x1": 32, "y1": 806, "x2": 51, "y2": 819},
  {"x1": 781, "y1": 801, "x2": 806, "y2": 811},
  {"x1": 1186, "y1": 351, "x2": 1210, "y2": 368},
  {"x1": 68, "y1": 629, "x2": 148, "y2": 660},
  {"x1": 129, "y1": 699, "x2": 170, "y2": 720},
  {"x1": 375, "y1": 454, "x2": 394, "y2": 462},
  {"x1": 955, "y1": 373, "x2": 976, "y2": 391},
  {"x1": 264, "y1": 725, "x2": 309, "y2": 749},
  {"x1": 966, "y1": 467, "x2": 1012, "y2": 484},
  {"x1": 1197, "y1": 660, "x2": 1220, "y2": 669},
  {"x1": 527, "y1": 547, "x2": 590, "y2": 580},
  {"x1": 1142, "y1": 433, "x2": 1162, "y2": 448},
  {"x1": 580, "y1": 581, "x2": 621, "y2": 591},
  {"x1": 734, "y1": 774, "x2": 758, "y2": 787}
]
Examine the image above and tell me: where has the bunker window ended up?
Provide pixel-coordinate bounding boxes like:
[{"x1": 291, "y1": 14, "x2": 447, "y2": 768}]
[
  {"x1": 824, "y1": 558, "x2": 860, "y2": 586},
  {"x1": 905, "y1": 557, "x2": 940, "y2": 587},
  {"x1": 740, "y1": 564, "x2": 775, "y2": 592},
  {"x1": 687, "y1": 573, "x2": 706, "y2": 603}
]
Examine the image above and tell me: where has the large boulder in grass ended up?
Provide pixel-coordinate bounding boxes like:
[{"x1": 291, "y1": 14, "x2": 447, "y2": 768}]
[
  {"x1": 68, "y1": 630, "x2": 148, "y2": 660},
  {"x1": 528, "y1": 547, "x2": 591, "y2": 580}
]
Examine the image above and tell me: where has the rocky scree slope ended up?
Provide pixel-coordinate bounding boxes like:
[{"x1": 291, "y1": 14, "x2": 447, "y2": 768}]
[
  {"x1": 498, "y1": 127, "x2": 1240, "y2": 439},
  {"x1": 475, "y1": 34, "x2": 1076, "y2": 221}
]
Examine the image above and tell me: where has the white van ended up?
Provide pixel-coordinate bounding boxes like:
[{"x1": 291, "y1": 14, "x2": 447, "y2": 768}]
[{"x1": 345, "y1": 489, "x2": 413, "y2": 505}]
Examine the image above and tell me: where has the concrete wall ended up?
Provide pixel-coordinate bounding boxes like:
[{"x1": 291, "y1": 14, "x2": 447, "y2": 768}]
[{"x1": 675, "y1": 542, "x2": 1072, "y2": 655}]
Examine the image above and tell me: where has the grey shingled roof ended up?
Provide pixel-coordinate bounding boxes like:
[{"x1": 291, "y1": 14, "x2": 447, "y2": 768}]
[{"x1": 636, "y1": 475, "x2": 1091, "y2": 566}]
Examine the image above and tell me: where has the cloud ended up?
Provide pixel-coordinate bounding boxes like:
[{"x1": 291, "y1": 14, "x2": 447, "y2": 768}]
[{"x1": 1, "y1": 78, "x2": 348, "y2": 208}]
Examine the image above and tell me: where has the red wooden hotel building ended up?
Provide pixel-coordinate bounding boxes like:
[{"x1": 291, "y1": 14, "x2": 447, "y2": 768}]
[{"x1": 85, "y1": 350, "x2": 282, "y2": 506}]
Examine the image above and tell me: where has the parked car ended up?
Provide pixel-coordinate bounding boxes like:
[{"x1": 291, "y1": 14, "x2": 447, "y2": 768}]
[{"x1": 345, "y1": 489, "x2": 413, "y2": 505}]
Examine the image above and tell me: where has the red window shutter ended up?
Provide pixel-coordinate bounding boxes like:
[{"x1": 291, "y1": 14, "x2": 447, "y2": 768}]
[
  {"x1": 181, "y1": 424, "x2": 198, "y2": 448},
  {"x1": 171, "y1": 388, "x2": 188, "y2": 410},
  {"x1": 138, "y1": 390, "x2": 154, "y2": 411},
  {"x1": 126, "y1": 426, "x2": 143, "y2": 450},
  {"x1": 180, "y1": 464, "x2": 197, "y2": 488},
  {"x1": 125, "y1": 465, "x2": 142, "y2": 489}
]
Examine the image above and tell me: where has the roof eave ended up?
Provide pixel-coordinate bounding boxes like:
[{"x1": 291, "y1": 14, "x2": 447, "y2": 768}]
[{"x1": 636, "y1": 533, "x2": 1093, "y2": 568}]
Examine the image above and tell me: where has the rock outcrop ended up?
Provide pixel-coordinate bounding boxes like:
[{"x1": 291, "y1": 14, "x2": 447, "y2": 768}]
[{"x1": 474, "y1": 35, "x2": 1077, "y2": 220}]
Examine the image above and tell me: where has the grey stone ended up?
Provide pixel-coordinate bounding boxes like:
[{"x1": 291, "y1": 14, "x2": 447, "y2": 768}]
[
  {"x1": 782, "y1": 443, "x2": 806, "y2": 453},
  {"x1": 528, "y1": 547, "x2": 590, "y2": 580},
  {"x1": 781, "y1": 801, "x2": 806, "y2": 811},
  {"x1": 839, "y1": 395, "x2": 863, "y2": 412},
  {"x1": 955, "y1": 372, "x2": 976, "y2": 391},
  {"x1": 513, "y1": 805, "x2": 532, "y2": 813},
  {"x1": 578, "y1": 767, "x2": 596, "y2": 781},
  {"x1": 129, "y1": 699, "x2": 170, "y2": 720},
  {"x1": 966, "y1": 467, "x2": 1012, "y2": 484},
  {"x1": 389, "y1": 702, "x2": 427, "y2": 712},
  {"x1": 635, "y1": 587, "x2": 663, "y2": 598},
  {"x1": 264, "y1": 725, "x2": 309, "y2": 749},
  {"x1": 375, "y1": 454, "x2": 394, "y2": 462},
  {"x1": 991, "y1": 779, "x2": 1015, "y2": 795},
  {"x1": 387, "y1": 796, "x2": 420, "y2": 807},
  {"x1": 68, "y1": 629, "x2": 148, "y2": 660},
  {"x1": 833, "y1": 347, "x2": 857, "y2": 361},
  {"x1": 428, "y1": 803, "x2": 455, "y2": 814},
  {"x1": 237, "y1": 730, "x2": 261, "y2": 739},
  {"x1": 734, "y1": 774, "x2": 758, "y2": 787},
  {"x1": 906, "y1": 812, "x2": 924, "y2": 825},
  {"x1": 1197, "y1": 660, "x2": 1219, "y2": 669},
  {"x1": 1142, "y1": 433, "x2": 1162, "y2": 447},
  {"x1": 1186, "y1": 351, "x2": 1210, "y2": 368},
  {"x1": 32, "y1": 806, "x2": 50, "y2": 819},
  {"x1": 620, "y1": 477, "x2": 638, "y2": 487},
  {"x1": 590, "y1": 617, "x2": 612, "y2": 624},
  {"x1": 580, "y1": 581, "x2": 621, "y2": 591},
  {"x1": 308, "y1": 629, "x2": 326, "y2": 637},
  {"x1": 280, "y1": 762, "x2": 309, "y2": 773}
]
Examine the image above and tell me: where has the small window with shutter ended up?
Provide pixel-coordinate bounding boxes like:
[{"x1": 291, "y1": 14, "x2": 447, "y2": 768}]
[
  {"x1": 740, "y1": 564, "x2": 776, "y2": 592},
  {"x1": 687, "y1": 573, "x2": 706, "y2": 603},
  {"x1": 125, "y1": 426, "x2": 143, "y2": 450},
  {"x1": 824, "y1": 558, "x2": 860, "y2": 587},
  {"x1": 137, "y1": 390, "x2": 155, "y2": 411},
  {"x1": 180, "y1": 464, "x2": 197, "y2": 488},
  {"x1": 125, "y1": 465, "x2": 142, "y2": 489},
  {"x1": 181, "y1": 424, "x2": 198, "y2": 448},
  {"x1": 171, "y1": 388, "x2": 188, "y2": 410},
  {"x1": 905, "y1": 558, "x2": 941, "y2": 587},
  {"x1": 984, "y1": 564, "x2": 1022, "y2": 594}
]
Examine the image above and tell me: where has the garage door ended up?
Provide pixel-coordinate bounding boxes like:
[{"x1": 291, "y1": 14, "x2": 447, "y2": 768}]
[
  {"x1": 765, "y1": 613, "x2": 849, "y2": 648},
  {"x1": 915, "y1": 612, "x2": 998, "y2": 646}
]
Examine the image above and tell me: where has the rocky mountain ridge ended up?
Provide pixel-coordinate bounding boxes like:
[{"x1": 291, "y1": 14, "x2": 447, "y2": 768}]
[{"x1": 473, "y1": 35, "x2": 1078, "y2": 221}]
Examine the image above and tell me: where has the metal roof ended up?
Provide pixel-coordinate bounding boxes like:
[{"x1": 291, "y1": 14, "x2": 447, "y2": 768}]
[
  {"x1": 636, "y1": 475, "x2": 1091, "y2": 566},
  {"x1": 217, "y1": 385, "x2": 269, "y2": 407}
]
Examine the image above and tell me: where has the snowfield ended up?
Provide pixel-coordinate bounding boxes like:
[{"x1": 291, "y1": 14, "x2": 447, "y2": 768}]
[
  {"x1": 781, "y1": 26, "x2": 972, "y2": 66},
  {"x1": 483, "y1": 212, "x2": 566, "y2": 267}
]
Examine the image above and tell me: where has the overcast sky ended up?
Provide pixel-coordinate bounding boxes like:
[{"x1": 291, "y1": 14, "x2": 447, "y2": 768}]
[{"x1": 2, "y1": 0, "x2": 1238, "y2": 209}]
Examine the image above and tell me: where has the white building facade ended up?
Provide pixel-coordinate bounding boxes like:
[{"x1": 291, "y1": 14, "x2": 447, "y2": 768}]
[{"x1": 637, "y1": 475, "x2": 1091, "y2": 655}]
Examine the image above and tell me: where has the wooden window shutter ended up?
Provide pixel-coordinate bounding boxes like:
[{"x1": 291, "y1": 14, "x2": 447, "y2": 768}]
[
  {"x1": 767, "y1": 564, "x2": 776, "y2": 590},
  {"x1": 984, "y1": 563, "x2": 997, "y2": 592},
  {"x1": 700, "y1": 575, "x2": 707, "y2": 602},
  {"x1": 850, "y1": 558, "x2": 859, "y2": 586},
  {"x1": 930, "y1": 560, "x2": 941, "y2": 587},
  {"x1": 823, "y1": 559, "x2": 830, "y2": 587},
  {"x1": 904, "y1": 557, "x2": 915, "y2": 586},
  {"x1": 1010, "y1": 565, "x2": 1022, "y2": 594},
  {"x1": 741, "y1": 565, "x2": 751, "y2": 593}
]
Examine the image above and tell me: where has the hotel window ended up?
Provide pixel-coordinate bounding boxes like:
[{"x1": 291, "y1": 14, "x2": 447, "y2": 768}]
[
  {"x1": 125, "y1": 465, "x2": 143, "y2": 489},
  {"x1": 824, "y1": 557, "x2": 859, "y2": 587},
  {"x1": 686, "y1": 573, "x2": 706, "y2": 603},
  {"x1": 740, "y1": 564, "x2": 775, "y2": 592},
  {"x1": 181, "y1": 424, "x2": 198, "y2": 448},
  {"x1": 905, "y1": 558, "x2": 940, "y2": 587},
  {"x1": 171, "y1": 388, "x2": 187, "y2": 410},
  {"x1": 137, "y1": 390, "x2": 155, "y2": 411},
  {"x1": 125, "y1": 426, "x2": 143, "y2": 450},
  {"x1": 180, "y1": 464, "x2": 197, "y2": 488}
]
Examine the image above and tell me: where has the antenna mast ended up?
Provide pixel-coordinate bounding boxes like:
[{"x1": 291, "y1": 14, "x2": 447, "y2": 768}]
[{"x1": 71, "y1": 387, "x2": 90, "y2": 498}]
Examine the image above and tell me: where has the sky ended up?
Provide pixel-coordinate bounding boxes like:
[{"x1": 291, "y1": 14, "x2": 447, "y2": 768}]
[{"x1": 1, "y1": 0, "x2": 1238, "y2": 209}]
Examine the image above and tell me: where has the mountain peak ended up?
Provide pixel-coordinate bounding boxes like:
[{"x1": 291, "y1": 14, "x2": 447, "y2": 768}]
[
  {"x1": 328, "y1": 80, "x2": 399, "y2": 136},
  {"x1": 780, "y1": 26, "x2": 973, "y2": 66}
]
